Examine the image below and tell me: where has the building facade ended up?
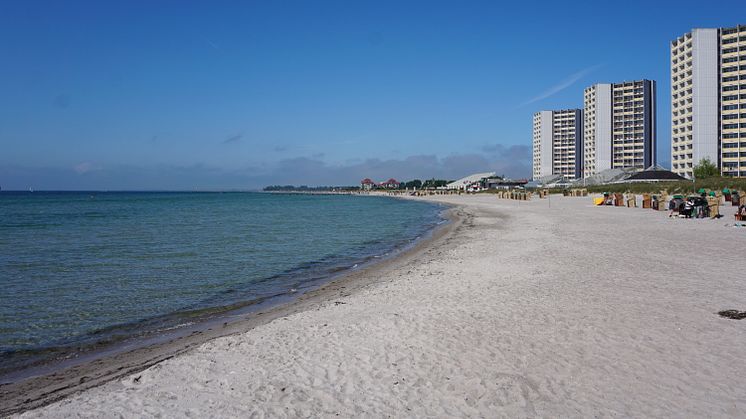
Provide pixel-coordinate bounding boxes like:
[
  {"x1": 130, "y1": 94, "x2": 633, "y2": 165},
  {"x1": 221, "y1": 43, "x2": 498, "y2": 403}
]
[
  {"x1": 532, "y1": 111, "x2": 553, "y2": 179},
  {"x1": 583, "y1": 84, "x2": 612, "y2": 178},
  {"x1": 584, "y1": 80, "x2": 656, "y2": 178},
  {"x1": 720, "y1": 25, "x2": 746, "y2": 177},
  {"x1": 611, "y1": 80, "x2": 656, "y2": 171},
  {"x1": 671, "y1": 25, "x2": 746, "y2": 178},
  {"x1": 532, "y1": 109, "x2": 583, "y2": 180}
]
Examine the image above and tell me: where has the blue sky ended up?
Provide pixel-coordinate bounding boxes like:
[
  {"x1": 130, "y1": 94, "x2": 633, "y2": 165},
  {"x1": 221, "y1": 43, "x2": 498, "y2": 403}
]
[{"x1": 0, "y1": 1, "x2": 740, "y2": 189}]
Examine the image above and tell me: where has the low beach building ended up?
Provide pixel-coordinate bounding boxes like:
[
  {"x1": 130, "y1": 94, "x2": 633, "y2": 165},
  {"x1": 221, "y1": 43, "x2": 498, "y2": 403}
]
[
  {"x1": 485, "y1": 177, "x2": 529, "y2": 189},
  {"x1": 622, "y1": 165, "x2": 688, "y2": 183},
  {"x1": 446, "y1": 172, "x2": 496, "y2": 191},
  {"x1": 378, "y1": 178, "x2": 401, "y2": 189},
  {"x1": 570, "y1": 165, "x2": 686, "y2": 187},
  {"x1": 360, "y1": 178, "x2": 376, "y2": 190}
]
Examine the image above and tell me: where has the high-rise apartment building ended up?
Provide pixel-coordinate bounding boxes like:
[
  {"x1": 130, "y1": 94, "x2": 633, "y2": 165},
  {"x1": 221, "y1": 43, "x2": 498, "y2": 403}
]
[
  {"x1": 583, "y1": 80, "x2": 656, "y2": 178},
  {"x1": 671, "y1": 25, "x2": 746, "y2": 178},
  {"x1": 612, "y1": 80, "x2": 657, "y2": 170},
  {"x1": 583, "y1": 84, "x2": 612, "y2": 178},
  {"x1": 671, "y1": 29, "x2": 719, "y2": 178},
  {"x1": 532, "y1": 111, "x2": 553, "y2": 179},
  {"x1": 532, "y1": 109, "x2": 583, "y2": 180},
  {"x1": 720, "y1": 25, "x2": 746, "y2": 177}
]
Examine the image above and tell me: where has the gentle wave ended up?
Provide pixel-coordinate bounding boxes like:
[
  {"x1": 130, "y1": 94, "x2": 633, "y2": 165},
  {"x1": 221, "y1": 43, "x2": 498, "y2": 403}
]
[{"x1": 0, "y1": 191, "x2": 444, "y2": 377}]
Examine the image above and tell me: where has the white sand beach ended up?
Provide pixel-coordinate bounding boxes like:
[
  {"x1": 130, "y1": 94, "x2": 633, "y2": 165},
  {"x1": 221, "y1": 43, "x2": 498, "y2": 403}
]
[{"x1": 16, "y1": 195, "x2": 746, "y2": 417}]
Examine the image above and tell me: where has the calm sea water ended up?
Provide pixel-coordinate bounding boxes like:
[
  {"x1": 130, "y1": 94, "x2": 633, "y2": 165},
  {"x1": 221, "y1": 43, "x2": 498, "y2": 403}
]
[{"x1": 0, "y1": 192, "x2": 442, "y2": 374}]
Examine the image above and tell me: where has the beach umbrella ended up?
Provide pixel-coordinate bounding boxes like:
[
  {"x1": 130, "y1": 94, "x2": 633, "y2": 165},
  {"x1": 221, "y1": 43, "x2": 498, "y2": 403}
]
[
  {"x1": 697, "y1": 188, "x2": 706, "y2": 194},
  {"x1": 723, "y1": 187, "x2": 731, "y2": 194}
]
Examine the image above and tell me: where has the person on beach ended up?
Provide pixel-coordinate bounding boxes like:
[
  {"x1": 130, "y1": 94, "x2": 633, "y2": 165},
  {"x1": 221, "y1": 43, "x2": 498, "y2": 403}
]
[
  {"x1": 736, "y1": 205, "x2": 746, "y2": 221},
  {"x1": 668, "y1": 197, "x2": 678, "y2": 217}
]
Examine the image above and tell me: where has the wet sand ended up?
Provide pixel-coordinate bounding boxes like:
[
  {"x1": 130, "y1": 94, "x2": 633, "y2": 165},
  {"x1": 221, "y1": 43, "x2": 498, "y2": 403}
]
[{"x1": 8, "y1": 195, "x2": 746, "y2": 417}]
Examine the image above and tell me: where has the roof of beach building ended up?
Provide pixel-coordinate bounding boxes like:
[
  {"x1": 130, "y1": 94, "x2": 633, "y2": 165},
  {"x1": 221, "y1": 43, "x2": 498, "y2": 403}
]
[
  {"x1": 624, "y1": 165, "x2": 688, "y2": 182},
  {"x1": 361, "y1": 178, "x2": 375, "y2": 185},
  {"x1": 534, "y1": 174, "x2": 563, "y2": 185},
  {"x1": 572, "y1": 168, "x2": 637, "y2": 187},
  {"x1": 488, "y1": 177, "x2": 527, "y2": 184},
  {"x1": 384, "y1": 178, "x2": 399, "y2": 184},
  {"x1": 566, "y1": 166, "x2": 686, "y2": 187},
  {"x1": 446, "y1": 172, "x2": 496, "y2": 189}
]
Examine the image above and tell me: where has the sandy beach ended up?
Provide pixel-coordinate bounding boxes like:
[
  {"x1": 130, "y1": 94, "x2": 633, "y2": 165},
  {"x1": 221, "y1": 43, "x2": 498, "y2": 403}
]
[{"x1": 8, "y1": 194, "x2": 746, "y2": 417}]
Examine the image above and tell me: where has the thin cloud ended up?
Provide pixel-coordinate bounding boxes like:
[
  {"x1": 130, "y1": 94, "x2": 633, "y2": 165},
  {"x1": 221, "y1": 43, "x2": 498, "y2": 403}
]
[
  {"x1": 73, "y1": 162, "x2": 101, "y2": 175},
  {"x1": 222, "y1": 134, "x2": 243, "y2": 144},
  {"x1": 2, "y1": 145, "x2": 532, "y2": 190},
  {"x1": 520, "y1": 64, "x2": 602, "y2": 107}
]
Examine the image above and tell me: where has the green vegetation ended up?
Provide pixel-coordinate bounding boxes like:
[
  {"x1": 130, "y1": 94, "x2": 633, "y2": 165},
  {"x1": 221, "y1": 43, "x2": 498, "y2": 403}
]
[
  {"x1": 401, "y1": 179, "x2": 423, "y2": 189},
  {"x1": 580, "y1": 177, "x2": 746, "y2": 195},
  {"x1": 693, "y1": 157, "x2": 719, "y2": 180},
  {"x1": 421, "y1": 179, "x2": 450, "y2": 188}
]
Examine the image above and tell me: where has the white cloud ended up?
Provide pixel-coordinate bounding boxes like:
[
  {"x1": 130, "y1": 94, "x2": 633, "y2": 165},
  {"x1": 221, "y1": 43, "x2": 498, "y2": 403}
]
[
  {"x1": 520, "y1": 64, "x2": 602, "y2": 107},
  {"x1": 73, "y1": 162, "x2": 101, "y2": 175},
  {"x1": 7, "y1": 145, "x2": 531, "y2": 189}
]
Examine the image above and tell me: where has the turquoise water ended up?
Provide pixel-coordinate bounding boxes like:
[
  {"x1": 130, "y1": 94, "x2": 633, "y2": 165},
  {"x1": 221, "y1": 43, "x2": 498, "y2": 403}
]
[{"x1": 0, "y1": 192, "x2": 442, "y2": 373}]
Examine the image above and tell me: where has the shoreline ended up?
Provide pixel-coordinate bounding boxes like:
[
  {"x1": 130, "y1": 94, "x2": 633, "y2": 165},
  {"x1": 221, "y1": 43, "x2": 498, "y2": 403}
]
[
  {"x1": 0, "y1": 204, "x2": 465, "y2": 416},
  {"x1": 9, "y1": 194, "x2": 746, "y2": 417},
  {"x1": 0, "y1": 196, "x2": 445, "y2": 385}
]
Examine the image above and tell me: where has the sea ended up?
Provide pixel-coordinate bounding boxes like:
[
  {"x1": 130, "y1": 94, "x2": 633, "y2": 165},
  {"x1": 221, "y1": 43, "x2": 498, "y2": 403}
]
[{"x1": 0, "y1": 191, "x2": 443, "y2": 378}]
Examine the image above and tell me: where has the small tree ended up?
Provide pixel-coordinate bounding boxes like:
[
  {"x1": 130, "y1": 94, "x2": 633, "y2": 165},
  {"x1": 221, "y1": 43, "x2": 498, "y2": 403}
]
[
  {"x1": 404, "y1": 179, "x2": 422, "y2": 189},
  {"x1": 693, "y1": 157, "x2": 719, "y2": 179}
]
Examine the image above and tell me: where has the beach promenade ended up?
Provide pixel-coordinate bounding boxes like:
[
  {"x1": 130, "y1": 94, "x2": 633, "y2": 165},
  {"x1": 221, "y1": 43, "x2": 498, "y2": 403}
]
[{"x1": 17, "y1": 195, "x2": 746, "y2": 417}]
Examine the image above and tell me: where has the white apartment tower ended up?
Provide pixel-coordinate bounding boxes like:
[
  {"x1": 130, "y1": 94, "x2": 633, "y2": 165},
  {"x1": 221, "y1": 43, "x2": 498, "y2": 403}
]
[
  {"x1": 532, "y1": 111, "x2": 553, "y2": 179},
  {"x1": 532, "y1": 109, "x2": 583, "y2": 180},
  {"x1": 671, "y1": 25, "x2": 746, "y2": 178},
  {"x1": 584, "y1": 80, "x2": 656, "y2": 178},
  {"x1": 720, "y1": 25, "x2": 746, "y2": 177},
  {"x1": 583, "y1": 84, "x2": 613, "y2": 178}
]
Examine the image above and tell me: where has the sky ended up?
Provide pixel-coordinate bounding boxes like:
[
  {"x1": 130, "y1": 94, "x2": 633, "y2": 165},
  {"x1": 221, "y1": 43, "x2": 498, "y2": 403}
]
[{"x1": 0, "y1": 1, "x2": 741, "y2": 190}]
